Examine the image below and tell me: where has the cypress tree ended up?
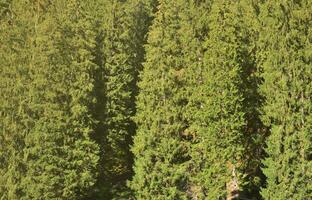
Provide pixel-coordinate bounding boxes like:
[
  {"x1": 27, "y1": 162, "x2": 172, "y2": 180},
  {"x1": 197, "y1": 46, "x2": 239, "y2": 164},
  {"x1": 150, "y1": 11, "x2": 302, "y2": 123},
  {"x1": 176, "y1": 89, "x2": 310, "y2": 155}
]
[
  {"x1": 90, "y1": 0, "x2": 155, "y2": 198},
  {"x1": 176, "y1": 0, "x2": 211, "y2": 199},
  {"x1": 188, "y1": 0, "x2": 262, "y2": 198},
  {"x1": 91, "y1": 0, "x2": 135, "y2": 197},
  {"x1": 12, "y1": 0, "x2": 100, "y2": 199},
  {"x1": 258, "y1": 1, "x2": 312, "y2": 199},
  {"x1": 101, "y1": 1, "x2": 139, "y2": 192},
  {"x1": 0, "y1": 1, "x2": 37, "y2": 198},
  {"x1": 235, "y1": 0, "x2": 268, "y2": 197},
  {"x1": 130, "y1": 0, "x2": 198, "y2": 198}
]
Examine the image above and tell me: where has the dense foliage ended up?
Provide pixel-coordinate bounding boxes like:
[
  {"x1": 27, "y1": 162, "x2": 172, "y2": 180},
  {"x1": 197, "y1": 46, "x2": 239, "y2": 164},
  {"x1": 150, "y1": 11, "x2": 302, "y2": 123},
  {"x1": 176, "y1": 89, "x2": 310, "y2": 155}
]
[
  {"x1": 0, "y1": 0, "x2": 310, "y2": 199},
  {"x1": 257, "y1": 1, "x2": 312, "y2": 199}
]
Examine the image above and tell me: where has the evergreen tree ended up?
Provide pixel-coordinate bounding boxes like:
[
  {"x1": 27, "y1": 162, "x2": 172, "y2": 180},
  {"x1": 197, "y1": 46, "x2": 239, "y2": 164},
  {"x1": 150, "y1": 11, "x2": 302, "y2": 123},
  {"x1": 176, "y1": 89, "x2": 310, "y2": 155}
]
[
  {"x1": 236, "y1": 0, "x2": 268, "y2": 197},
  {"x1": 258, "y1": 1, "x2": 312, "y2": 199},
  {"x1": 130, "y1": 0, "x2": 197, "y2": 198},
  {"x1": 90, "y1": 0, "x2": 156, "y2": 198},
  {"x1": 21, "y1": 0, "x2": 100, "y2": 199},
  {"x1": 0, "y1": 1, "x2": 37, "y2": 198},
  {"x1": 188, "y1": 0, "x2": 262, "y2": 198},
  {"x1": 176, "y1": 0, "x2": 211, "y2": 199},
  {"x1": 2, "y1": 0, "x2": 311, "y2": 199},
  {"x1": 101, "y1": 1, "x2": 139, "y2": 191}
]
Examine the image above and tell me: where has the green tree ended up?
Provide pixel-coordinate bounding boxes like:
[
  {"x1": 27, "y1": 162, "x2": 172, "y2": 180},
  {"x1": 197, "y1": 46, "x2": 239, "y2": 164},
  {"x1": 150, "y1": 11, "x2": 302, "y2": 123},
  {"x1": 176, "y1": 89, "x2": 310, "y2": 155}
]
[
  {"x1": 130, "y1": 0, "x2": 198, "y2": 198},
  {"x1": 258, "y1": 1, "x2": 312, "y2": 199},
  {"x1": 0, "y1": 1, "x2": 99, "y2": 199},
  {"x1": 0, "y1": 1, "x2": 38, "y2": 198},
  {"x1": 176, "y1": 0, "x2": 212, "y2": 199},
  {"x1": 237, "y1": 0, "x2": 268, "y2": 197},
  {"x1": 89, "y1": 0, "x2": 156, "y2": 198},
  {"x1": 188, "y1": 0, "x2": 263, "y2": 199}
]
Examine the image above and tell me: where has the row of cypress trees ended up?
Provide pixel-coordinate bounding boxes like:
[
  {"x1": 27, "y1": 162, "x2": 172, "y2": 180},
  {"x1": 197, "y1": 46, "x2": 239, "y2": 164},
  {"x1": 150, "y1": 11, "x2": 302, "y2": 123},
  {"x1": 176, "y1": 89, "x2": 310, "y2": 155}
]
[
  {"x1": 131, "y1": 0, "x2": 262, "y2": 199},
  {"x1": 131, "y1": 0, "x2": 311, "y2": 199},
  {"x1": 0, "y1": 0, "x2": 311, "y2": 199},
  {"x1": 0, "y1": 0, "x2": 155, "y2": 199}
]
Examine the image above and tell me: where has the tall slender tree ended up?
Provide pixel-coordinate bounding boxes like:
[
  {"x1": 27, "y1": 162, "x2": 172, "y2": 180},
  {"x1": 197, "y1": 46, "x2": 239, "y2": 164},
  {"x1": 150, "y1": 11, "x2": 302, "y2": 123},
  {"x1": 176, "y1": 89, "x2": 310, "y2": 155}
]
[
  {"x1": 234, "y1": 0, "x2": 268, "y2": 197},
  {"x1": 177, "y1": 0, "x2": 212, "y2": 199},
  {"x1": 188, "y1": 0, "x2": 263, "y2": 199},
  {"x1": 22, "y1": 0, "x2": 100, "y2": 199},
  {"x1": 0, "y1": 1, "x2": 38, "y2": 198},
  {"x1": 130, "y1": 0, "x2": 199, "y2": 198},
  {"x1": 89, "y1": 0, "x2": 156, "y2": 198},
  {"x1": 258, "y1": 1, "x2": 312, "y2": 199}
]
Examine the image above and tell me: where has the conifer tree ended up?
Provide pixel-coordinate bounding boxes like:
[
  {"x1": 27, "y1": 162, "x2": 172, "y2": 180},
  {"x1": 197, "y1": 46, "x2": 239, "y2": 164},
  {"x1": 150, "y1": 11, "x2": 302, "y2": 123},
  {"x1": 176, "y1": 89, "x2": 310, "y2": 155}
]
[
  {"x1": 130, "y1": 0, "x2": 198, "y2": 198},
  {"x1": 232, "y1": 0, "x2": 268, "y2": 197},
  {"x1": 89, "y1": 0, "x2": 156, "y2": 198},
  {"x1": 101, "y1": 1, "x2": 139, "y2": 191},
  {"x1": 188, "y1": 0, "x2": 261, "y2": 198},
  {"x1": 0, "y1": 1, "x2": 37, "y2": 198},
  {"x1": 6, "y1": 0, "x2": 100, "y2": 199},
  {"x1": 258, "y1": 1, "x2": 312, "y2": 199},
  {"x1": 91, "y1": 0, "x2": 136, "y2": 197},
  {"x1": 174, "y1": 0, "x2": 212, "y2": 199}
]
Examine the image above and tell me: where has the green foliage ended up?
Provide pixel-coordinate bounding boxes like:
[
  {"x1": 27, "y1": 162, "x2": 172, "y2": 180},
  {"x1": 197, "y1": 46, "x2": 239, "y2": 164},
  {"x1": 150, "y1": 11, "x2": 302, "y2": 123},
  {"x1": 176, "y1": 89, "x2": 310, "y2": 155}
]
[
  {"x1": 89, "y1": 0, "x2": 155, "y2": 198},
  {"x1": 0, "y1": 1, "x2": 40, "y2": 198},
  {"x1": 130, "y1": 0, "x2": 197, "y2": 198},
  {"x1": 101, "y1": 0, "x2": 138, "y2": 183},
  {"x1": 21, "y1": 1, "x2": 100, "y2": 199},
  {"x1": 187, "y1": 0, "x2": 264, "y2": 198},
  {"x1": 1, "y1": 0, "x2": 311, "y2": 199},
  {"x1": 258, "y1": 1, "x2": 312, "y2": 199},
  {"x1": 1, "y1": 1, "x2": 100, "y2": 199},
  {"x1": 0, "y1": 0, "x2": 154, "y2": 199}
]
